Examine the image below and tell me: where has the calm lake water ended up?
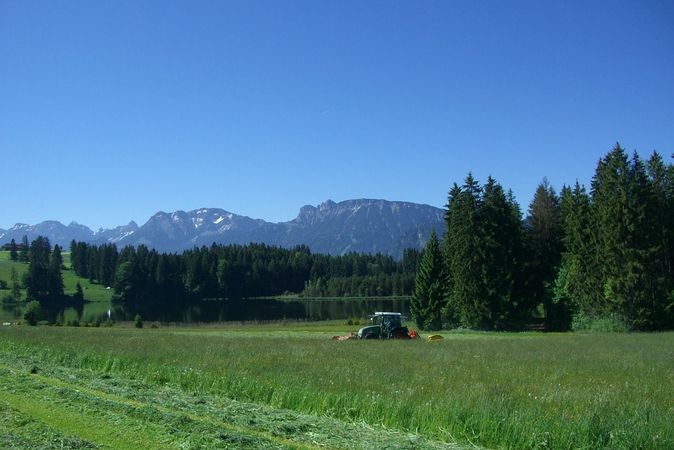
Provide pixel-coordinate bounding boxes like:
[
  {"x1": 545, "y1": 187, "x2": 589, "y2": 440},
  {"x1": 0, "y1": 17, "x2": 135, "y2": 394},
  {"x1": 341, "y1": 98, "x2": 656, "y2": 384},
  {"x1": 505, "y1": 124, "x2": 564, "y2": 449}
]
[{"x1": 1, "y1": 297, "x2": 411, "y2": 324}]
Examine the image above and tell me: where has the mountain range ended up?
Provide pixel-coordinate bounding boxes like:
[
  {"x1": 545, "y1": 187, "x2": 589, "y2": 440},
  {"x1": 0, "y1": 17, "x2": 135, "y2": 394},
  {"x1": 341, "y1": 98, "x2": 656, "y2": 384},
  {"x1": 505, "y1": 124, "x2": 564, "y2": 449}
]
[{"x1": 0, "y1": 199, "x2": 445, "y2": 258}]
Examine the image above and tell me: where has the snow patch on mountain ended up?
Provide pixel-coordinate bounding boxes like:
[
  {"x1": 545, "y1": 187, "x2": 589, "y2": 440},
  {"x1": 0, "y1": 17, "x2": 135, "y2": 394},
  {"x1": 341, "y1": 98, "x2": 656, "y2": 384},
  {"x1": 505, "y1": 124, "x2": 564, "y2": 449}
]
[{"x1": 0, "y1": 200, "x2": 445, "y2": 258}]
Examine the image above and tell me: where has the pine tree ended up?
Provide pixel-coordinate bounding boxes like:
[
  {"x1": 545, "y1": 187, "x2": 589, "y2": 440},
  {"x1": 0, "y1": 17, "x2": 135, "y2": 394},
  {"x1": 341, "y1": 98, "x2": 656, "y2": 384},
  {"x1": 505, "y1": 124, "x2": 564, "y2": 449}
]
[
  {"x1": 556, "y1": 182, "x2": 603, "y2": 317},
  {"x1": 591, "y1": 145, "x2": 664, "y2": 328},
  {"x1": 49, "y1": 245, "x2": 64, "y2": 299},
  {"x1": 444, "y1": 175, "x2": 527, "y2": 330},
  {"x1": 19, "y1": 235, "x2": 29, "y2": 262},
  {"x1": 592, "y1": 145, "x2": 632, "y2": 316},
  {"x1": 527, "y1": 178, "x2": 567, "y2": 329},
  {"x1": 9, "y1": 239, "x2": 18, "y2": 261},
  {"x1": 480, "y1": 177, "x2": 526, "y2": 329},
  {"x1": 647, "y1": 152, "x2": 674, "y2": 327},
  {"x1": 24, "y1": 236, "x2": 52, "y2": 302},
  {"x1": 411, "y1": 231, "x2": 447, "y2": 330},
  {"x1": 441, "y1": 183, "x2": 461, "y2": 323},
  {"x1": 445, "y1": 174, "x2": 486, "y2": 328}
]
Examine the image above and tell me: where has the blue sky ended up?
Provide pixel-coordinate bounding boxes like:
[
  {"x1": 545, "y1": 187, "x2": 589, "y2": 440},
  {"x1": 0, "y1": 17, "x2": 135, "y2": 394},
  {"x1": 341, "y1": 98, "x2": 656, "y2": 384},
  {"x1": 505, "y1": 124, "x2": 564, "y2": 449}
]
[{"x1": 1, "y1": 1, "x2": 673, "y2": 230}]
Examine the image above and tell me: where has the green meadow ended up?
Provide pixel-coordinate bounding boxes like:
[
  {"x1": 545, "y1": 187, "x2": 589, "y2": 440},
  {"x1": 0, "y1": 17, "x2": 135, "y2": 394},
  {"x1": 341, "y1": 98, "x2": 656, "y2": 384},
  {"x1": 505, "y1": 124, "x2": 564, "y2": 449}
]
[
  {"x1": 0, "y1": 251, "x2": 113, "y2": 303},
  {"x1": 0, "y1": 324, "x2": 672, "y2": 449}
]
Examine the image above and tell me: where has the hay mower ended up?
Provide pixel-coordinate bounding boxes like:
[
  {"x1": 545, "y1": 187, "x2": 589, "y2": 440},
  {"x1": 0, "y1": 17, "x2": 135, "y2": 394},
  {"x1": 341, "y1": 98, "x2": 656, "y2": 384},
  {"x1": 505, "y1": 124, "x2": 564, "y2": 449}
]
[{"x1": 357, "y1": 312, "x2": 417, "y2": 339}]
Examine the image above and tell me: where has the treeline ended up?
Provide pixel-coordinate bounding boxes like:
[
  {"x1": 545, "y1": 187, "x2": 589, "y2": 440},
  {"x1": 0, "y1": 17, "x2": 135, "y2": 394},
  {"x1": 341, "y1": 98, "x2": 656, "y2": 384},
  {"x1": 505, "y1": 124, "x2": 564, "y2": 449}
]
[
  {"x1": 7, "y1": 236, "x2": 76, "y2": 307},
  {"x1": 411, "y1": 144, "x2": 673, "y2": 331},
  {"x1": 69, "y1": 241, "x2": 421, "y2": 314},
  {"x1": 302, "y1": 249, "x2": 419, "y2": 297}
]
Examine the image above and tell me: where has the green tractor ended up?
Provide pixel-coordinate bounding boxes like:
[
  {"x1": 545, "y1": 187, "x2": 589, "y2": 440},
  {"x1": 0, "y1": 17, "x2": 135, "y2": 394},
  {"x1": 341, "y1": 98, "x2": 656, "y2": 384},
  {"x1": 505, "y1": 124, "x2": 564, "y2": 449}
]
[{"x1": 357, "y1": 312, "x2": 414, "y2": 339}]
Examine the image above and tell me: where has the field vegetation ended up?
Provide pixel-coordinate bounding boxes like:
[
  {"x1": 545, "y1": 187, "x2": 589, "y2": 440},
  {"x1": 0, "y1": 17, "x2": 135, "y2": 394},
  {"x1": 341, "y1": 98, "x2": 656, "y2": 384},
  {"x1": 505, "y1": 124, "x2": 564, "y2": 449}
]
[{"x1": 1, "y1": 325, "x2": 672, "y2": 449}]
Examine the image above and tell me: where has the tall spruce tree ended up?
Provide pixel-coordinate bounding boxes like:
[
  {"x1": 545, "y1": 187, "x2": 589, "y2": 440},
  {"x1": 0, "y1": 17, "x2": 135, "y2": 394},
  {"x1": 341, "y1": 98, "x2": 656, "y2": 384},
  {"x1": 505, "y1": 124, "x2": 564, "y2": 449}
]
[
  {"x1": 647, "y1": 152, "x2": 674, "y2": 327},
  {"x1": 9, "y1": 239, "x2": 18, "y2": 261},
  {"x1": 441, "y1": 183, "x2": 461, "y2": 323},
  {"x1": 480, "y1": 177, "x2": 527, "y2": 329},
  {"x1": 24, "y1": 236, "x2": 52, "y2": 302},
  {"x1": 444, "y1": 174, "x2": 528, "y2": 329},
  {"x1": 49, "y1": 245, "x2": 64, "y2": 299},
  {"x1": 556, "y1": 182, "x2": 602, "y2": 317},
  {"x1": 526, "y1": 178, "x2": 567, "y2": 329},
  {"x1": 591, "y1": 145, "x2": 664, "y2": 328},
  {"x1": 445, "y1": 174, "x2": 487, "y2": 328},
  {"x1": 19, "y1": 235, "x2": 29, "y2": 262},
  {"x1": 411, "y1": 231, "x2": 446, "y2": 330}
]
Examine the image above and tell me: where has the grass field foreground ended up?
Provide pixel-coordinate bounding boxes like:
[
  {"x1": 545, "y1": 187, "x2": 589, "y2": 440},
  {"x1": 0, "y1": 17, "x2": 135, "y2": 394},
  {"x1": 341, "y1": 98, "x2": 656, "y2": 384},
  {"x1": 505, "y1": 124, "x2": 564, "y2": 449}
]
[{"x1": 1, "y1": 325, "x2": 672, "y2": 449}]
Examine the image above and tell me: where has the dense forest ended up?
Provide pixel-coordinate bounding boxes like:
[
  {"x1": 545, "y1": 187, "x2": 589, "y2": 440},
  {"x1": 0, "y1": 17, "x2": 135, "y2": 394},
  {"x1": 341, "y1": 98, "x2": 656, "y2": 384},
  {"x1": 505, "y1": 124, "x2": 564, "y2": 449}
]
[
  {"x1": 66, "y1": 242, "x2": 420, "y2": 315},
  {"x1": 412, "y1": 144, "x2": 673, "y2": 331}
]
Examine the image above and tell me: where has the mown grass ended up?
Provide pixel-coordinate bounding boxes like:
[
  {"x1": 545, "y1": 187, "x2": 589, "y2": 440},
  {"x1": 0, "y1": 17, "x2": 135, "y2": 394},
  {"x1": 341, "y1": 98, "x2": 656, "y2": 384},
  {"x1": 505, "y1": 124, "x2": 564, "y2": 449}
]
[
  {"x1": 1, "y1": 325, "x2": 672, "y2": 449},
  {"x1": 0, "y1": 251, "x2": 113, "y2": 303},
  {"x1": 0, "y1": 334, "x2": 458, "y2": 450}
]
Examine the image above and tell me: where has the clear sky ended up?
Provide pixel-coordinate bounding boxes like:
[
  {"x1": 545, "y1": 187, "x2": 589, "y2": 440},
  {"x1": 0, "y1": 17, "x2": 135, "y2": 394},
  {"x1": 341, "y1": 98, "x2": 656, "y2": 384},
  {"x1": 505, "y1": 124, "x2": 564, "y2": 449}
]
[{"x1": 1, "y1": 1, "x2": 673, "y2": 230}]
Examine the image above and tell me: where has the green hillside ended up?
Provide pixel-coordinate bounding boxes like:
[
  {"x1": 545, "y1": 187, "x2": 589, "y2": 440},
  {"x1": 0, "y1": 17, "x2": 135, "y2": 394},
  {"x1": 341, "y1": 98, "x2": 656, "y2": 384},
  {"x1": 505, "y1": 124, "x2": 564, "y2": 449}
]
[{"x1": 0, "y1": 251, "x2": 113, "y2": 303}]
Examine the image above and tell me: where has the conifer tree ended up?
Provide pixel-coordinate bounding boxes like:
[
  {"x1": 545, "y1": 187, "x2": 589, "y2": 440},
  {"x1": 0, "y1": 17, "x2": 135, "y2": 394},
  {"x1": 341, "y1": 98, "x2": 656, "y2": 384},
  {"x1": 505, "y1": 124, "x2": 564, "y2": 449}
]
[
  {"x1": 411, "y1": 231, "x2": 447, "y2": 330},
  {"x1": 444, "y1": 175, "x2": 528, "y2": 329},
  {"x1": 19, "y1": 235, "x2": 29, "y2": 262},
  {"x1": 25, "y1": 236, "x2": 52, "y2": 302},
  {"x1": 480, "y1": 177, "x2": 526, "y2": 329},
  {"x1": 647, "y1": 152, "x2": 674, "y2": 327},
  {"x1": 49, "y1": 245, "x2": 64, "y2": 299},
  {"x1": 556, "y1": 182, "x2": 602, "y2": 317},
  {"x1": 445, "y1": 174, "x2": 486, "y2": 328},
  {"x1": 591, "y1": 145, "x2": 664, "y2": 328},
  {"x1": 527, "y1": 178, "x2": 566, "y2": 329},
  {"x1": 9, "y1": 239, "x2": 18, "y2": 261}
]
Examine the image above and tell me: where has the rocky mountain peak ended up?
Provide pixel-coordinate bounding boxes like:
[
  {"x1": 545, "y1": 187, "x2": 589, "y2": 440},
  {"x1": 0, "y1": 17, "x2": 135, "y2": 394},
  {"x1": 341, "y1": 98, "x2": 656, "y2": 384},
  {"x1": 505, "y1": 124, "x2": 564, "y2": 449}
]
[{"x1": 1, "y1": 199, "x2": 445, "y2": 258}]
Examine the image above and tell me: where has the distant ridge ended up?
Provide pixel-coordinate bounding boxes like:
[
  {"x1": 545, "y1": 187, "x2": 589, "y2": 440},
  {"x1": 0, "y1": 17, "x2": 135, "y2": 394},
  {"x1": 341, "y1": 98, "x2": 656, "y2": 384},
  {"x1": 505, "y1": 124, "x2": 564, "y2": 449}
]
[{"x1": 0, "y1": 199, "x2": 445, "y2": 258}]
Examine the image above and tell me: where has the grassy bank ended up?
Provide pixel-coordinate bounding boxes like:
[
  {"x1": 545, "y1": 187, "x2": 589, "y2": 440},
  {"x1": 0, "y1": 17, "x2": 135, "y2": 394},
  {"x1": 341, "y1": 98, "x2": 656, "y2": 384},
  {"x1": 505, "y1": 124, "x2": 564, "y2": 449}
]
[{"x1": 1, "y1": 325, "x2": 672, "y2": 449}]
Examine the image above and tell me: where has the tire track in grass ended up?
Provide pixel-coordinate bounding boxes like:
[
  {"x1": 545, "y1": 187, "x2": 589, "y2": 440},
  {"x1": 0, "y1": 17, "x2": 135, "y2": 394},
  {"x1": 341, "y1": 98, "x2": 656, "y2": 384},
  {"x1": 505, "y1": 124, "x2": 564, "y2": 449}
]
[
  {"x1": 0, "y1": 365, "x2": 315, "y2": 450},
  {"x1": 0, "y1": 343, "x2": 472, "y2": 450},
  {"x1": 0, "y1": 400, "x2": 102, "y2": 450},
  {"x1": 0, "y1": 389, "x2": 171, "y2": 449}
]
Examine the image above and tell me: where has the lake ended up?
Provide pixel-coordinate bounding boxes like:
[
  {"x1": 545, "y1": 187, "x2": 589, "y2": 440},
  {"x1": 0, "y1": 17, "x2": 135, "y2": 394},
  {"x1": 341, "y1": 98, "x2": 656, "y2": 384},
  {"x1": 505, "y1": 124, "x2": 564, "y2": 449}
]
[{"x1": 1, "y1": 297, "x2": 411, "y2": 324}]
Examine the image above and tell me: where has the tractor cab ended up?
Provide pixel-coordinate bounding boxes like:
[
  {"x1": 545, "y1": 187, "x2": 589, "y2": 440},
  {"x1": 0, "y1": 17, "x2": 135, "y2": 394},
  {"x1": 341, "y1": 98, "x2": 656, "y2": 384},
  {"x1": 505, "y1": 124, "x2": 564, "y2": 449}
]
[{"x1": 357, "y1": 312, "x2": 410, "y2": 339}]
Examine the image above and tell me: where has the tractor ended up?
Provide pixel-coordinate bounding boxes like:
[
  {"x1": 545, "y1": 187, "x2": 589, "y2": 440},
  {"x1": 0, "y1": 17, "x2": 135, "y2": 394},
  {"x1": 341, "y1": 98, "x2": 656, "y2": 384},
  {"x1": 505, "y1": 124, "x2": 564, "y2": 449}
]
[{"x1": 357, "y1": 312, "x2": 413, "y2": 339}]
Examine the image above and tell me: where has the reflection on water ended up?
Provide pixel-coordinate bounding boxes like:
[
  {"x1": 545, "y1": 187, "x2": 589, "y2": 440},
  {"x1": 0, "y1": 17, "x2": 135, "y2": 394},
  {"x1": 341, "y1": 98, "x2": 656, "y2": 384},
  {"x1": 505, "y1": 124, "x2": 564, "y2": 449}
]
[{"x1": 1, "y1": 297, "x2": 410, "y2": 324}]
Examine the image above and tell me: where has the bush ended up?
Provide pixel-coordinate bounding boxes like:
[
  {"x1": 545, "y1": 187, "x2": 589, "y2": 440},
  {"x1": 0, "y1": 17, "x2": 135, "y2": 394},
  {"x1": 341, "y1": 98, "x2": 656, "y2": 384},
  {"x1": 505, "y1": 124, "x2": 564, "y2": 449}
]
[
  {"x1": 0, "y1": 280, "x2": 8, "y2": 290},
  {"x1": 134, "y1": 314, "x2": 143, "y2": 329},
  {"x1": 571, "y1": 313, "x2": 631, "y2": 332},
  {"x1": 2, "y1": 293, "x2": 15, "y2": 304},
  {"x1": 23, "y1": 301, "x2": 42, "y2": 326}
]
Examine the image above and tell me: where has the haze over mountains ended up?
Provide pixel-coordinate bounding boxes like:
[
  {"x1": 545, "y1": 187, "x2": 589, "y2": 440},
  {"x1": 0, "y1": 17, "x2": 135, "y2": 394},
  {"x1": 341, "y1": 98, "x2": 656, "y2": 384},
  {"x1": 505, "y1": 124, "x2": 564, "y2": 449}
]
[{"x1": 0, "y1": 199, "x2": 444, "y2": 258}]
